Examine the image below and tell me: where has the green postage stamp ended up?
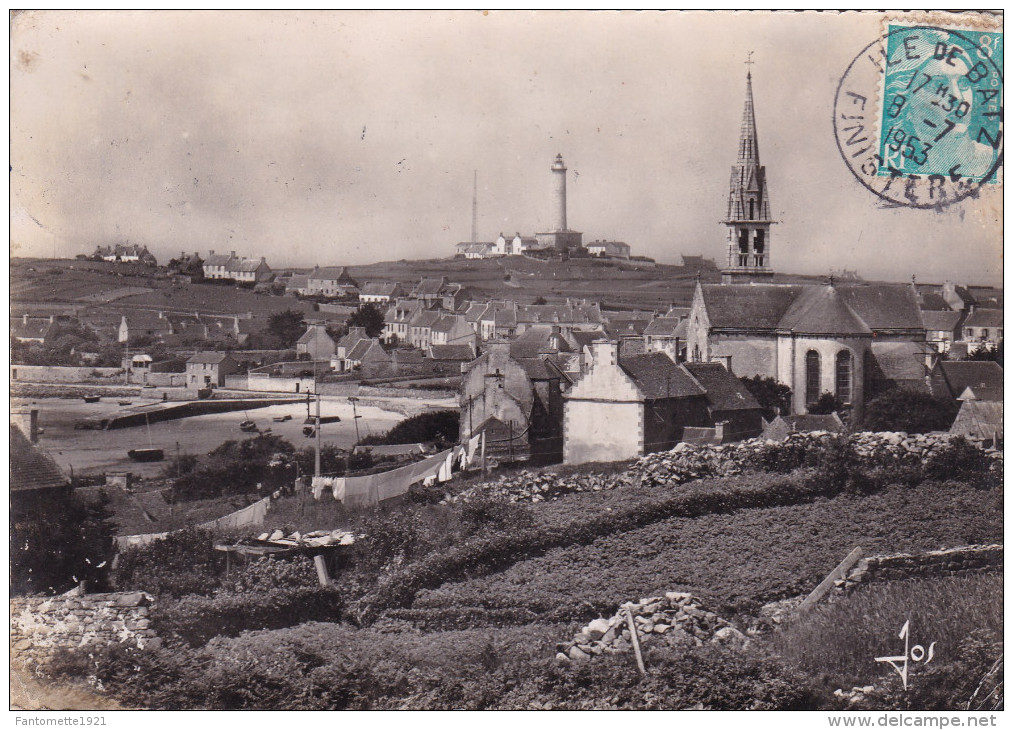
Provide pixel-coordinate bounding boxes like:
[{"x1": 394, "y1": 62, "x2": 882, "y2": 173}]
[{"x1": 878, "y1": 25, "x2": 1003, "y2": 183}]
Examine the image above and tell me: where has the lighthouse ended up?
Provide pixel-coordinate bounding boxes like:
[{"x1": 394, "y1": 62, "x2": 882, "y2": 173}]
[{"x1": 536, "y1": 153, "x2": 583, "y2": 252}]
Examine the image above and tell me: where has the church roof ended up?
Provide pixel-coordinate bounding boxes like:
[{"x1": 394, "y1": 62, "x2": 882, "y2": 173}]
[
  {"x1": 700, "y1": 284, "x2": 803, "y2": 329},
  {"x1": 870, "y1": 342, "x2": 931, "y2": 384},
  {"x1": 778, "y1": 285, "x2": 872, "y2": 335},
  {"x1": 836, "y1": 285, "x2": 924, "y2": 331},
  {"x1": 620, "y1": 353, "x2": 705, "y2": 400}
]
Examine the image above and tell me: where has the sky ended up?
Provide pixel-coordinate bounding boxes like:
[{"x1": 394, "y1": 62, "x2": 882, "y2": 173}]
[{"x1": 10, "y1": 10, "x2": 1003, "y2": 285}]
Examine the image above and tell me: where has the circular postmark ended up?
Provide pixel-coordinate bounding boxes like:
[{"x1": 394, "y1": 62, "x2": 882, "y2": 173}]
[{"x1": 834, "y1": 25, "x2": 1003, "y2": 210}]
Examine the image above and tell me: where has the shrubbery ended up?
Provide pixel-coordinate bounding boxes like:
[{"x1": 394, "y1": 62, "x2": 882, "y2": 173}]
[
  {"x1": 111, "y1": 527, "x2": 221, "y2": 597},
  {"x1": 358, "y1": 410, "x2": 459, "y2": 447},
  {"x1": 862, "y1": 390, "x2": 959, "y2": 433},
  {"x1": 171, "y1": 434, "x2": 296, "y2": 501}
]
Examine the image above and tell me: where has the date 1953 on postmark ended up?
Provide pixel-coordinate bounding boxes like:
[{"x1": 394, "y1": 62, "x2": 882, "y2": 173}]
[{"x1": 834, "y1": 23, "x2": 1003, "y2": 210}]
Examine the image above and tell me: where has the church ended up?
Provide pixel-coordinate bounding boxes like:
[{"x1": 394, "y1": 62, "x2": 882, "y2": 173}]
[{"x1": 685, "y1": 67, "x2": 929, "y2": 422}]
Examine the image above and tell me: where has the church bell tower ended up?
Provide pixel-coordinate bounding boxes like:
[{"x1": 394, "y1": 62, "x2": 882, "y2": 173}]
[{"x1": 721, "y1": 62, "x2": 775, "y2": 284}]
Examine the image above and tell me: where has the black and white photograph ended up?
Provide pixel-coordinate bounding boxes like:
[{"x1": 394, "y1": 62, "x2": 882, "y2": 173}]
[{"x1": 9, "y1": 9, "x2": 1003, "y2": 717}]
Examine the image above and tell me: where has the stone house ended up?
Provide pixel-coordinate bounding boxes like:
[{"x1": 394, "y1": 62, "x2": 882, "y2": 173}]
[
  {"x1": 681, "y1": 362, "x2": 764, "y2": 442},
  {"x1": 186, "y1": 352, "x2": 239, "y2": 389},
  {"x1": 563, "y1": 342, "x2": 712, "y2": 465},
  {"x1": 928, "y1": 360, "x2": 1003, "y2": 404},
  {"x1": 961, "y1": 308, "x2": 1003, "y2": 349},
  {"x1": 922, "y1": 310, "x2": 965, "y2": 354},
  {"x1": 295, "y1": 323, "x2": 337, "y2": 361},
  {"x1": 430, "y1": 314, "x2": 477, "y2": 348},
  {"x1": 383, "y1": 300, "x2": 422, "y2": 345},
  {"x1": 359, "y1": 281, "x2": 403, "y2": 305},
  {"x1": 459, "y1": 341, "x2": 570, "y2": 463},
  {"x1": 305, "y1": 266, "x2": 360, "y2": 298}
]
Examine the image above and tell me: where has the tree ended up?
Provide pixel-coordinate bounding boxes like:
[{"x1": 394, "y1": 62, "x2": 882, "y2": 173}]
[
  {"x1": 808, "y1": 392, "x2": 843, "y2": 415},
  {"x1": 11, "y1": 489, "x2": 115, "y2": 596},
  {"x1": 740, "y1": 375, "x2": 792, "y2": 421},
  {"x1": 533, "y1": 296, "x2": 548, "y2": 305},
  {"x1": 265, "y1": 310, "x2": 307, "y2": 349},
  {"x1": 347, "y1": 303, "x2": 385, "y2": 339},
  {"x1": 967, "y1": 341, "x2": 1003, "y2": 367},
  {"x1": 861, "y1": 389, "x2": 959, "y2": 434},
  {"x1": 358, "y1": 410, "x2": 460, "y2": 447}
]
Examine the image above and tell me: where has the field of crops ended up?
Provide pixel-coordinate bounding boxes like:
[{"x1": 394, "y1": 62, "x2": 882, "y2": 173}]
[{"x1": 412, "y1": 480, "x2": 1002, "y2": 618}]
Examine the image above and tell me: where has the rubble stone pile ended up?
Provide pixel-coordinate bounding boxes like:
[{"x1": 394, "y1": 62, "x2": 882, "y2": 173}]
[
  {"x1": 555, "y1": 592, "x2": 747, "y2": 663},
  {"x1": 11, "y1": 590, "x2": 159, "y2": 669},
  {"x1": 445, "y1": 431, "x2": 1000, "y2": 504}
]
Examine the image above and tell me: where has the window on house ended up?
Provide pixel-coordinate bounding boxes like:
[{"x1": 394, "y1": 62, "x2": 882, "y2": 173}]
[
  {"x1": 835, "y1": 350, "x2": 852, "y2": 405},
  {"x1": 982, "y1": 329, "x2": 989, "y2": 339},
  {"x1": 805, "y1": 350, "x2": 821, "y2": 407}
]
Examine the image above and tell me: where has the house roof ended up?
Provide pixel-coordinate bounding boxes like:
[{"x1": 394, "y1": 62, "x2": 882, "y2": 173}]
[
  {"x1": 950, "y1": 400, "x2": 1003, "y2": 439},
  {"x1": 963, "y1": 309, "x2": 1004, "y2": 328},
  {"x1": 515, "y1": 355, "x2": 568, "y2": 382},
  {"x1": 205, "y1": 253, "x2": 235, "y2": 266},
  {"x1": 569, "y1": 330, "x2": 602, "y2": 350},
  {"x1": 309, "y1": 266, "x2": 358, "y2": 284},
  {"x1": 361, "y1": 281, "x2": 399, "y2": 297},
  {"x1": 463, "y1": 302, "x2": 489, "y2": 323},
  {"x1": 392, "y1": 348, "x2": 425, "y2": 364},
  {"x1": 428, "y1": 343, "x2": 476, "y2": 361},
  {"x1": 297, "y1": 325, "x2": 334, "y2": 345},
  {"x1": 643, "y1": 317, "x2": 683, "y2": 337},
  {"x1": 620, "y1": 352, "x2": 705, "y2": 400},
  {"x1": 517, "y1": 304, "x2": 602, "y2": 326},
  {"x1": 935, "y1": 360, "x2": 1004, "y2": 400},
  {"x1": 918, "y1": 291, "x2": 953, "y2": 311},
  {"x1": 778, "y1": 285, "x2": 872, "y2": 335},
  {"x1": 412, "y1": 277, "x2": 447, "y2": 297},
  {"x1": 411, "y1": 310, "x2": 442, "y2": 328},
  {"x1": 11, "y1": 318, "x2": 55, "y2": 340},
  {"x1": 348, "y1": 339, "x2": 389, "y2": 362},
  {"x1": 921, "y1": 310, "x2": 963, "y2": 331},
  {"x1": 232, "y1": 258, "x2": 268, "y2": 273},
  {"x1": 493, "y1": 309, "x2": 518, "y2": 328},
  {"x1": 337, "y1": 328, "x2": 370, "y2": 351},
  {"x1": 682, "y1": 362, "x2": 761, "y2": 412},
  {"x1": 287, "y1": 274, "x2": 310, "y2": 289},
  {"x1": 431, "y1": 315, "x2": 464, "y2": 334},
  {"x1": 762, "y1": 413, "x2": 845, "y2": 439},
  {"x1": 187, "y1": 351, "x2": 231, "y2": 365},
  {"x1": 10, "y1": 425, "x2": 68, "y2": 492}
]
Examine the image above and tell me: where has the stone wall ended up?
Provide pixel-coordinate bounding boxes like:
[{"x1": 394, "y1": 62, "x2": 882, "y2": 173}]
[
  {"x1": 836, "y1": 544, "x2": 1003, "y2": 594},
  {"x1": 10, "y1": 365, "x2": 122, "y2": 383},
  {"x1": 10, "y1": 591, "x2": 159, "y2": 669}
]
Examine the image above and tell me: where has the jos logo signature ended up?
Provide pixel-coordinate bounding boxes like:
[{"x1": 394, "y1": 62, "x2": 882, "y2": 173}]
[{"x1": 874, "y1": 620, "x2": 936, "y2": 690}]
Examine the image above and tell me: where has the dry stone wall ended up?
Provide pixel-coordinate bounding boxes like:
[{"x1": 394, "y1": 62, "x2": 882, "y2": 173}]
[
  {"x1": 10, "y1": 591, "x2": 159, "y2": 669},
  {"x1": 836, "y1": 544, "x2": 1003, "y2": 593},
  {"x1": 447, "y1": 430, "x2": 1001, "y2": 503},
  {"x1": 555, "y1": 592, "x2": 747, "y2": 664}
]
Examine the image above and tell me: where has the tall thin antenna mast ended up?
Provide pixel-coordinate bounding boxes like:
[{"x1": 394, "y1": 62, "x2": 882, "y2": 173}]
[{"x1": 471, "y1": 170, "x2": 478, "y2": 244}]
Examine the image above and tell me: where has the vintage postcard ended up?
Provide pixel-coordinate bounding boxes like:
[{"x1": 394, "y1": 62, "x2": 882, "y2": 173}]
[{"x1": 9, "y1": 10, "x2": 1003, "y2": 719}]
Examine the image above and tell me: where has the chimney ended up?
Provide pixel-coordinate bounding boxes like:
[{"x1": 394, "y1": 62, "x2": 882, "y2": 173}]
[
  {"x1": 590, "y1": 339, "x2": 617, "y2": 370},
  {"x1": 23, "y1": 314, "x2": 28, "y2": 324},
  {"x1": 261, "y1": 256, "x2": 266, "y2": 263},
  {"x1": 230, "y1": 250, "x2": 236, "y2": 258},
  {"x1": 12, "y1": 408, "x2": 39, "y2": 444},
  {"x1": 209, "y1": 249, "x2": 214, "y2": 255}
]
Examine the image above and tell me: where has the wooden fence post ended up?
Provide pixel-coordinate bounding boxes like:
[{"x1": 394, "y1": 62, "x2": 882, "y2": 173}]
[
  {"x1": 799, "y1": 546, "x2": 864, "y2": 612},
  {"x1": 313, "y1": 554, "x2": 331, "y2": 587},
  {"x1": 625, "y1": 607, "x2": 647, "y2": 676}
]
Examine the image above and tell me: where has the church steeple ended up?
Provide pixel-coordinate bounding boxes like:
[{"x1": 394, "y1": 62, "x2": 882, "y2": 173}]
[{"x1": 722, "y1": 59, "x2": 775, "y2": 285}]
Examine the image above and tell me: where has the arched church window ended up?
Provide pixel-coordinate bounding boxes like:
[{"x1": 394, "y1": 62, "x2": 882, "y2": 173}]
[
  {"x1": 805, "y1": 350, "x2": 821, "y2": 407},
  {"x1": 749, "y1": 200, "x2": 755, "y2": 219},
  {"x1": 836, "y1": 350, "x2": 853, "y2": 405},
  {"x1": 693, "y1": 344, "x2": 701, "y2": 363}
]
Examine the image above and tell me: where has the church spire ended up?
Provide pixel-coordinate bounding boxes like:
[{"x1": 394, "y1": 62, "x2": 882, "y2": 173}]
[{"x1": 721, "y1": 58, "x2": 776, "y2": 285}]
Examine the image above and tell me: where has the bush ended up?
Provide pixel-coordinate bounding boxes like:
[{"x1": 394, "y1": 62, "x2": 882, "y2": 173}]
[
  {"x1": 740, "y1": 375, "x2": 792, "y2": 421},
  {"x1": 153, "y1": 584, "x2": 344, "y2": 647},
  {"x1": 924, "y1": 437, "x2": 1000, "y2": 488},
  {"x1": 172, "y1": 434, "x2": 296, "y2": 501},
  {"x1": 460, "y1": 498, "x2": 534, "y2": 536},
  {"x1": 862, "y1": 390, "x2": 959, "y2": 433},
  {"x1": 111, "y1": 527, "x2": 221, "y2": 597},
  {"x1": 358, "y1": 410, "x2": 459, "y2": 447},
  {"x1": 808, "y1": 392, "x2": 843, "y2": 415}
]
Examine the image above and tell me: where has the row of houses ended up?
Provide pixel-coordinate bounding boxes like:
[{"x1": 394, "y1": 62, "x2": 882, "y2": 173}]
[{"x1": 91, "y1": 244, "x2": 158, "y2": 266}]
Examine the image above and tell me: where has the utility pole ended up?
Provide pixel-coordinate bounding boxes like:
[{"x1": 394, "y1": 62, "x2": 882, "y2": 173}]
[
  {"x1": 348, "y1": 396, "x2": 361, "y2": 445},
  {"x1": 314, "y1": 360, "x2": 321, "y2": 477},
  {"x1": 471, "y1": 170, "x2": 478, "y2": 244}
]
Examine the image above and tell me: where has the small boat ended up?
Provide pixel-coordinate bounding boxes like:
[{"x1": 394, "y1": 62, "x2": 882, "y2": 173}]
[
  {"x1": 83, "y1": 395, "x2": 101, "y2": 403},
  {"x1": 128, "y1": 448, "x2": 164, "y2": 462},
  {"x1": 239, "y1": 420, "x2": 258, "y2": 433},
  {"x1": 273, "y1": 414, "x2": 292, "y2": 423},
  {"x1": 304, "y1": 416, "x2": 316, "y2": 425},
  {"x1": 302, "y1": 425, "x2": 316, "y2": 437},
  {"x1": 318, "y1": 415, "x2": 341, "y2": 425},
  {"x1": 118, "y1": 400, "x2": 132, "y2": 406}
]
